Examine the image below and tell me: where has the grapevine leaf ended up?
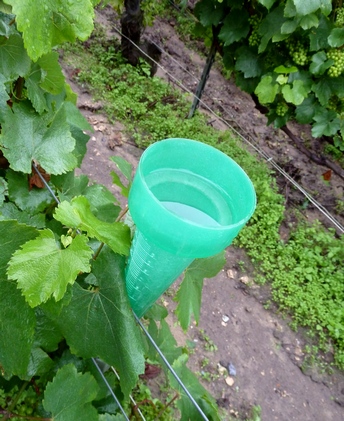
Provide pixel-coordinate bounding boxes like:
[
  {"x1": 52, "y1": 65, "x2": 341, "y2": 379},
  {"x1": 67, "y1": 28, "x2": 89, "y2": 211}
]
[
  {"x1": 292, "y1": 0, "x2": 331, "y2": 16},
  {"x1": 219, "y1": 9, "x2": 250, "y2": 46},
  {"x1": 0, "y1": 280, "x2": 36, "y2": 378},
  {"x1": 312, "y1": 78, "x2": 332, "y2": 105},
  {"x1": 328, "y1": 28, "x2": 344, "y2": 48},
  {"x1": 148, "y1": 318, "x2": 183, "y2": 365},
  {"x1": 258, "y1": 5, "x2": 286, "y2": 53},
  {"x1": 255, "y1": 75, "x2": 279, "y2": 104},
  {"x1": 99, "y1": 415, "x2": 126, "y2": 421},
  {"x1": 70, "y1": 126, "x2": 90, "y2": 167},
  {"x1": 0, "y1": 10, "x2": 16, "y2": 36},
  {"x1": 194, "y1": 0, "x2": 226, "y2": 27},
  {"x1": 43, "y1": 364, "x2": 99, "y2": 421},
  {"x1": 1, "y1": 101, "x2": 77, "y2": 174},
  {"x1": 257, "y1": 0, "x2": 278, "y2": 10},
  {"x1": 300, "y1": 13, "x2": 319, "y2": 30},
  {"x1": 169, "y1": 354, "x2": 220, "y2": 421},
  {"x1": 83, "y1": 183, "x2": 121, "y2": 222},
  {"x1": 54, "y1": 196, "x2": 130, "y2": 255},
  {"x1": 110, "y1": 156, "x2": 133, "y2": 182},
  {"x1": 25, "y1": 62, "x2": 48, "y2": 114},
  {"x1": 0, "y1": 32, "x2": 30, "y2": 80},
  {"x1": 6, "y1": 170, "x2": 53, "y2": 213},
  {"x1": 6, "y1": 0, "x2": 95, "y2": 61},
  {"x1": 281, "y1": 18, "x2": 300, "y2": 34},
  {"x1": 312, "y1": 111, "x2": 340, "y2": 137},
  {"x1": 309, "y1": 51, "x2": 332, "y2": 75},
  {"x1": 56, "y1": 247, "x2": 145, "y2": 398},
  {"x1": 27, "y1": 347, "x2": 55, "y2": 377},
  {"x1": 111, "y1": 171, "x2": 130, "y2": 198},
  {"x1": 175, "y1": 252, "x2": 225, "y2": 331},
  {"x1": 0, "y1": 74, "x2": 9, "y2": 119},
  {"x1": 37, "y1": 52, "x2": 65, "y2": 94},
  {"x1": 0, "y1": 219, "x2": 38, "y2": 278},
  {"x1": 7, "y1": 229, "x2": 92, "y2": 307},
  {"x1": 235, "y1": 46, "x2": 264, "y2": 78},
  {"x1": 34, "y1": 308, "x2": 63, "y2": 352},
  {"x1": 309, "y1": 14, "x2": 333, "y2": 51},
  {"x1": 295, "y1": 96, "x2": 322, "y2": 124},
  {"x1": 0, "y1": 176, "x2": 7, "y2": 205},
  {"x1": 51, "y1": 172, "x2": 89, "y2": 201},
  {"x1": 64, "y1": 101, "x2": 92, "y2": 131},
  {"x1": 0, "y1": 202, "x2": 46, "y2": 228},
  {"x1": 281, "y1": 80, "x2": 308, "y2": 105}
]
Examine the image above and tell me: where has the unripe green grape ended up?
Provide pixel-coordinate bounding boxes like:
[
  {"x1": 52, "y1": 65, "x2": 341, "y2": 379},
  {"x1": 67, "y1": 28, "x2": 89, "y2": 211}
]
[
  {"x1": 276, "y1": 102, "x2": 289, "y2": 116},
  {"x1": 335, "y1": 8, "x2": 344, "y2": 27},
  {"x1": 327, "y1": 49, "x2": 344, "y2": 77}
]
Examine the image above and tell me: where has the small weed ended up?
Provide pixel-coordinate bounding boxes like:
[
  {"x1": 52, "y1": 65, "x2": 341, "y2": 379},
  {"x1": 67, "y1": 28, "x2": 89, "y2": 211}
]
[{"x1": 199, "y1": 329, "x2": 218, "y2": 352}]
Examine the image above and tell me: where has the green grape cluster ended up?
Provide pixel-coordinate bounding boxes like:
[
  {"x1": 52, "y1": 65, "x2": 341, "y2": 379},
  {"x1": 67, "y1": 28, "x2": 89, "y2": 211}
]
[
  {"x1": 328, "y1": 95, "x2": 344, "y2": 114},
  {"x1": 276, "y1": 102, "x2": 289, "y2": 117},
  {"x1": 0, "y1": 384, "x2": 40, "y2": 420},
  {"x1": 248, "y1": 15, "x2": 261, "y2": 47},
  {"x1": 327, "y1": 49, "x2": 344, "y2": 77},
  {"x1": 286, "y1": 40, "x2": 309, "y2": 66},
  {"x1": 335, "y1": 7, "x2": 344, "y2": 27}
]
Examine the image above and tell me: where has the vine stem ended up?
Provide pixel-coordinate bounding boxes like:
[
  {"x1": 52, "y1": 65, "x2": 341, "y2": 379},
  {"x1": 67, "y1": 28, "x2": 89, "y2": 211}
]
[
  {"x1": 93, "y1": 205, "x2": 129, "y2": 260},
  {"x1": 154, "y1": 392, "x2": 179, "y2": 420}
]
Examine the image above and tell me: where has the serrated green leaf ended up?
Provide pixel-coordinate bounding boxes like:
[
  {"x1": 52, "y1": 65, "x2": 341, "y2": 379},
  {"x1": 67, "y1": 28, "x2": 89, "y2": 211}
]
[
  {"x1": 175, "y1": 252, "x2": 225, "y2": 331},
  {"x1": 258, "y1": 0, "x2": 277, "y2": 10},
  {"x1": 70, "y1": 125, "x2": 90, "y2": 167},
  {"x1": 292, "y1": 0, "x2": 331, "y2": 16},
  {"x1": 0, "y1": 11, "x2": 15, "y2": 36},
  {"x1": 0, "y1": 176, "x2": 7, "y2": 204},
  {"x1": 281, "y1": 18, "x2": 300, "y2": 34},
  {"x1": 258, "y1": 6, "x2": 286, "y2": 53},
  {"x1": 56, "y1": 247, "x2": 145, "y2": 397},
  {"x1": 1, "y1": 101, "x2": 77, "y2": 174},
  {"x1": 51, "y1": 172, "x2": 89, "y2": 200},
  {"x1": 309, "y1": 51, "x2": 332, "y2": 75},
  {"x1": 99, "y1": 414, "x2": 126, "y2": 421},
  {"x1": 282, "y1": 80, "x2": 308, "y2": 105},
  {"x1": 0, "y1": 280, "x2": 36, "y2": 378},
  {"x1": 312, "y1": 78, "x2": 333, "y2": 105},
  {"x1": 110, "y1": 171, "x2": 130, "y2": 198},
  {"x1": 169, "y1": 354, "x2": 220, "y2": 421},
  {"x1": 309, "y1": 14, "x2": 333, "y2": 51},
  {"x1": 27, "y1": 347, "x2": 55, "y2": 377},
  {"x1": 328, "y1": 28, "x2": 344, "y2": 48},
  {"x1": 37, "y1": 51, "x2": 65, "y2": 94},
  {"x1": 54, "y1": 196, "x2": 130, "y2": 255},
  {"x1": 0, "y1": 202, "x2": 46, "y2": 228},
  {"x1": 83, "y1": 183, "x2": 120, "y2": 222},
  {"x1": 274, "y1": 65, "x2": 298, "y2": 74},
  {"x1": 148, "y1": 318, "x2": 183, "y2": 365},
  {"x1": 34, "y1": 308, "x2": 63, "y2": 352},
  {"x1": 295, "y1": 96, "x2": 322, "y2": 124},
  {"x1": 194, "y1": 0, "x2": 226, "y2": 27},
  {"x1": 25, "y1": 62, "x2": 48, "y2": 114},
  {"x1": 300, "y1": 13, "x2": 319, "y2": 30},
  {"x1": 0, "y1": 219, "x2": 38, "y2": 278},
  {"x1": 6, "y1": 0, "x2": 96, "y2": 61},
  {"x1": 219, "y1": 9, "x2": 250, "y2": 46},
  {"x1": 64, "y1": 101, "x2": 92, "y2": 131},
  {"x1": 43, "y1": 364, "x2": 99, "y2": 421},
  {"x1": 6, "y1": 169, "x2": 54, "y2": 213},
  {"x1": 0, "y1": 74, "x2": 9, "y2": 120},
  {"x1": 312, "y1": 110, "x2": 340, "y2": 137},
  {"x1": 7, "y1": 229, "x2": 92, "y2": 307},
  {"x1": 0, "y1": 32, "x2": 30, "y2": 80},
  {"x1": 234, "y1": 46, "x2": 264, "y2": 78},
  {"x1": 255, "y1": 75, "x2": 279, "y2": 104},
  {"x1": 110, "y1": 156, "x2": 132, "y2": 182}
]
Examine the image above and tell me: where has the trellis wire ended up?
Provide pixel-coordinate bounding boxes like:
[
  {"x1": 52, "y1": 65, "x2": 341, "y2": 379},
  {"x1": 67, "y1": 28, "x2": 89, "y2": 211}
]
[
  {"x1": 32, "y1": 164, "x2": 210, "y2": 421},
  {"x1": 112, "y1": 24, "x2": 344, "y2": 234}
]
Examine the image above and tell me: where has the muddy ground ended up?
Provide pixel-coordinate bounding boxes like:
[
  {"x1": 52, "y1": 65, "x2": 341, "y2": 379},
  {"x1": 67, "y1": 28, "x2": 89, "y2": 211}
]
[{"x1": 63, "y1": 5, "x2": 344, "y2": 420}]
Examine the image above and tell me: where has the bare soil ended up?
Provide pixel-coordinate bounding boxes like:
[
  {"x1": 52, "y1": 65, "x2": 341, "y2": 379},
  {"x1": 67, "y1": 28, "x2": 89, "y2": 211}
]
[{"x1": 62, "y1": 6, "x2": 344, "y2": 420}]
